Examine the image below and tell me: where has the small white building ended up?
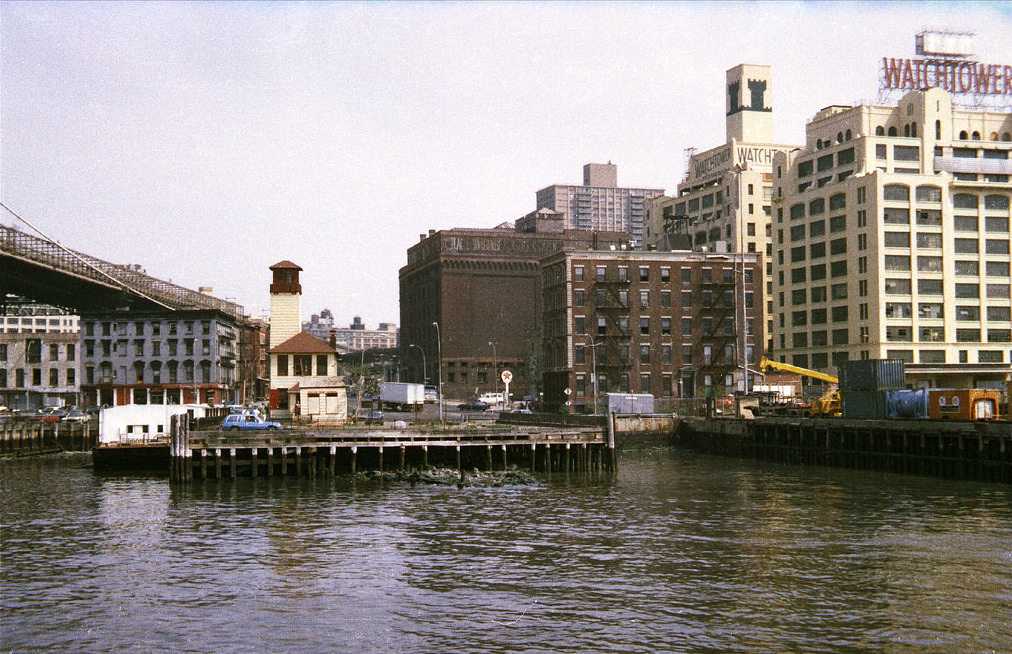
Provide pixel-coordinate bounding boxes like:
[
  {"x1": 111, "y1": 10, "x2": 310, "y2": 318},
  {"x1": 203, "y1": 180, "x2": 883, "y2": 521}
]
[{"x1": 98, "y1": 404, "x2": 207, "y2": 444}]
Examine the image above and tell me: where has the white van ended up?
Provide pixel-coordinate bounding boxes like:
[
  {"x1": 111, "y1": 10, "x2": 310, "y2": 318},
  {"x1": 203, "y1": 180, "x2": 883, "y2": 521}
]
[{"x1": 478, "y1": 392, "x2": 505, "y2": 406}]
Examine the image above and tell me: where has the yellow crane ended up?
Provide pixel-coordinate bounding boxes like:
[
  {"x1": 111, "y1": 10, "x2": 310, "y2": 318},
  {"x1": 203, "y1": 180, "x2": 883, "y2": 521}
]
[{"x1": 758, "y1": 357, "x2": 841, "y2": 417}]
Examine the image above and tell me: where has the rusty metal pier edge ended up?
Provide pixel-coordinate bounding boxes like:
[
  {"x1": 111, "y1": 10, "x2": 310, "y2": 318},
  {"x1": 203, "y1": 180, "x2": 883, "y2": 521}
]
[{"x1": 676, "y1": 416, "x2": 1012, "y2": 484}]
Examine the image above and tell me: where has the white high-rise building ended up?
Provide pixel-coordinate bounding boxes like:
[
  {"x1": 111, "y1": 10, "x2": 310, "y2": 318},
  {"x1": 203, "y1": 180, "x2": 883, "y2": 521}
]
[{"x1": 771, "y1": 87, "x2": 1011, "y2": 389}]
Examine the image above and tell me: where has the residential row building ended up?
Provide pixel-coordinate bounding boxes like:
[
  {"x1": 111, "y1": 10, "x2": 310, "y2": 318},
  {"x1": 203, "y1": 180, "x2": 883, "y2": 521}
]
[
  {"x1": 541, "y1": 249, "x2": 764, "y2": 412},
  {"x1": 0, "y1": 298, "x2": 81, "y2": 410}
]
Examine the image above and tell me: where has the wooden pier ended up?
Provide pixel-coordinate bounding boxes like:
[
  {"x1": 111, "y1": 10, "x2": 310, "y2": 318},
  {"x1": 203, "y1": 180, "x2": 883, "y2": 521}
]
[
  {"x1": 676, "y1": 416, "x2": 1012, "y2": 483},
  {"x1": 1, "y1": 420, "x2": 97, "y2": 456},
  {"x1": 165, "y1": 418, "x2": 615, "y2": 482}
]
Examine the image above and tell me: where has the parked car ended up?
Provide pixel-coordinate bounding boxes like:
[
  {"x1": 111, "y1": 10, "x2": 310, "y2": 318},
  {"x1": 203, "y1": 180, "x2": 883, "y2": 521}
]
[
  {"x1": 424, "y1": 385, "x2": 438, "y2": 404},
  {"x1": 62, "y1": 409, "x2": 90, "y2": 424},
  {"x1": 457, "y1": 400, "x2": 490, "y2": 412},
  {"x1": 361, "y1": 409, "x2": 384, "y2": 425},
  {"x1": 221, "y1": 414, "x2": 281, "y2": 431}
]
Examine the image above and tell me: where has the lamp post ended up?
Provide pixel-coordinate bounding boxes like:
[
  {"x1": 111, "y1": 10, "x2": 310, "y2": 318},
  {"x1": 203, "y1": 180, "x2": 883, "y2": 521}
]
[
  {"x1": 432, "y1": 321, "x2": 443, "y2": 424},
  {"x1": 409, "y1": 343, "x2": 427, "y2": 384},
  {"x1": 488, "y1": 341, "x2": 497, "y2": 403},
  {"x1": 576, "y1": 336, "x2": 604, "y2": 414}
]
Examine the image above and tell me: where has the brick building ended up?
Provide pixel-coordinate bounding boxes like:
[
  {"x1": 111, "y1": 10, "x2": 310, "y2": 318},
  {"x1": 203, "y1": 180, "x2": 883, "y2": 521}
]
[
  {"x1": 399, "y1": 226, "x2": 628, "y2": 401},
  {"x1": 540, "y1": 249, "x2": 764, "y2": 413}
]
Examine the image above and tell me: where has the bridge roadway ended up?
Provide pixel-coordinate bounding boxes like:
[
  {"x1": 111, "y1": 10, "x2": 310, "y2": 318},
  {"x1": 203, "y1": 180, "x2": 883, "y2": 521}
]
[{"x1": 168, "y1": 424, "x2": 615, "y2": 481}]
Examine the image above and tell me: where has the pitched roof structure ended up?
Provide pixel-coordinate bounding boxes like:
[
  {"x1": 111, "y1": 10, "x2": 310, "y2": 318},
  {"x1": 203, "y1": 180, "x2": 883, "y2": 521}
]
[{"x1": 268, "y1": 331, "x2": 337, "y2": 354}]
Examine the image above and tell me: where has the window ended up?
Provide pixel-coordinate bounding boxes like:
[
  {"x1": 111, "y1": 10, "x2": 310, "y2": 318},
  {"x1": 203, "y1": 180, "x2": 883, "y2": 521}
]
[
  {"x1": 830, "y1": 215, "x2": 847, "y2": 232},
  {"x1": 596, "y1": 266, "x2": 606, "y2": 281},
  {"x1": 884, "y1": 184, "x2": 910, "y2": 201},
  {"x1": 574, "y1": 266, "x2": 584, "y2": 281},
  {"x1": 277, "y1": 355, "x2": 288, "y2": 376},
  {"x1": 661, "y1": 318, "x2": 671, "y2": 335},
  {"x1": 640, "y1": 318, "x2": 650, "y2": 335},
  {"x1": 574, "y1": 290, "x2": 584, "y2": 307},
  {"x1": 920, "y1": 327, "x2": 945, "y2": 342},
  {"x1": 661, "y1": 291, "x2": 671, "y2": 308},
  {"x1": 955, "y1": 216, "x2": 979, "y2": 232},
  {"x1": 639, "y1": 267, "x2": 649, "y2": 282},
  {"x1": 639, "y1": 291, "x2": 649, "y2": 307},
  {"x1": 885, "y1": 278, "x2": 911, "y2": 294},
  {"x1": 618, "y1": 267, "x2": 628, "y2": 282},
  {"x1": 954, "y1": 193, "x2": 978, "y2": 210},
  {"x1": 985, "y1": 239, "x2": 1010, "y2": 255},
  {"x1": 885, "y1": 255, "x2": 911, "y2": 271},
  {"x1": 916, "y1": 185, "x2": 942, "y2": 202},
  {"x1": 955, "y1": 261, "x2": 979, "y2": 276},
  {"x1": 954, "y1": 238, "x2": 978, "y2": 254},
  {"x1": 918, "y1": 279, "x2": 943, "y2": 295},
  {"x1": 876, "y1": 144, "x2": 887, "y2": 159},
  {"x1": 955, "y1": 283, "x2": 979, "y2": 299},
  {"x1": 986, "y1": 261, "x2": 1010, "y2": 277},
  {"x1": 894, "y1": 145, "x2": 920, "y2": 161},
  {"x1": 956, "y1": 306, "x2": 979, "y2": 321},
  {"x1": 884, "y1": 232, "x2": 910, "y2": 248},
  {"x1": 597, "y1": 317, "x2": 607, "y2": 336}
]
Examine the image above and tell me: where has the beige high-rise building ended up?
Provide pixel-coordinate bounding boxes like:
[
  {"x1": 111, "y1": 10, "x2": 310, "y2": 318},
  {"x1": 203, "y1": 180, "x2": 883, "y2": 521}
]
[
  {"x1": 645, "y1": 64, "x2": 801, "y2": 350},
  {"x1": 771, "y1": 87, "x2": 1012, "y2": 390}
]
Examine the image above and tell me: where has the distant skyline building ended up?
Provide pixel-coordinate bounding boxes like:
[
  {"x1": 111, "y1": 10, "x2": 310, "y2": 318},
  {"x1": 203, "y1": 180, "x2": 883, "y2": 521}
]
[
  {"x1": 535, "y1": 163, "x2": 664, "y2": 244},
  {"x1": 303, "y1": 311, "x2": 397, "y2": 352}
]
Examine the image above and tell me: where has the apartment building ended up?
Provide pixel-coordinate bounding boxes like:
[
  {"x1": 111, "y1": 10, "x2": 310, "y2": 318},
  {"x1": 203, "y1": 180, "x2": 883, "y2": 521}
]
[
  {"x1": 771, "y1": 86, "x2": 1011, "y2": 389},
  {"x1": 535, "y1": 163, "x2": 664, "y2": 244},
  {"x1": 540, "y1": 248, "x2": 764, "y2": 412},
  {"x1": 0, "y1": 299, "x2": 80, "y2": 409}
]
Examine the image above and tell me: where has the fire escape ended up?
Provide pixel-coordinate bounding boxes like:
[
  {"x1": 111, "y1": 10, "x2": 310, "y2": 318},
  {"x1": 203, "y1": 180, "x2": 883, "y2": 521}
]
[
  {"x1": 590, "y1": 271, "x2": 632, "y2": 392},
  {"x1": 695, "y1": 268, "x2": 738, "y2": 394}
]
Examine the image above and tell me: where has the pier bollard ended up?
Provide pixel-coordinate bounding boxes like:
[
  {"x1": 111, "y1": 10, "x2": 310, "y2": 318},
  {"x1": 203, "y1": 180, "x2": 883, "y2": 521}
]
[
  {"x1": 530, "y1": 444, "x2": 536, "y2": 472},
  {"x1": 281, "y1": 447, "x2": 288, "y2": 476},
  {"x1": 455, "y1": 445, "x2": 461, "y2": 475},
  {"x1": 350, "y1": 446, "x2": 357, "y2": 475},
  {"x1": 400, "y1": 445, "x2": 406, "y2": 471},
  {"x1": 378, "y1": 446, "x2": 384, "y2": 472},
  {"x1": 564, "y1": 443, "x2": 570, "y2": 473},
  {"x1": 422, "y1": 445, "x2": 428, "y2": 468},
  {"x1": 486, "y1": 445, "x2": 493, "y2": 471},
  {"x1": 329, "y1": 446, "x2": 336, "y2": 476},
  {"x1": 215, "y1": 448, "x2": 222, "y2": 479},
  {"x1": 502, "y1": 444, "x2": 507, "y2": 470},
  {"x1": 544, "y1": 444, "x2": 551, "y2": 473},
  {"x1": 267, "y1": 448, "x2": 274, "y2": 477},
  {"x1": 295, "y1": 446, "x2": 302, "y2": 477},
  {"x1": 201, "y1": 449, "x2": 208, "y2": 480},
  {"x1": 230, "y1": 448, "x2": 237, "y2": 479},
  {"x1": 251, "y1": 449, "x2": 258, "y2": 478}
]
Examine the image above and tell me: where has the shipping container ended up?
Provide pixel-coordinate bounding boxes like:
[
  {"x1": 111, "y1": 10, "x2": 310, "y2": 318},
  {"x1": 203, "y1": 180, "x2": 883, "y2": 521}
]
[
  {"x1": 839, "y1": 359, "x2": 905, "y2": 391},
  {"x1": 841, "y1": 390, "x2": 890, "y2": 419},
  {"x1": 927, "y1": 389, "x2": 1000, "y2": 420},
  {"x1": 603, "y1": 393, "x2": 655, "y2": 414}
]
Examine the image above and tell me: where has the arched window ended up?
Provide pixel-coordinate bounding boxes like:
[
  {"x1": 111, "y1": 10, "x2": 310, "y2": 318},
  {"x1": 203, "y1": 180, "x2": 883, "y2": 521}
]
[
  {"x1": 936, "y1": 120, "x2": 942, "y2": 140},
  {"x1": 837, "y1": 132, "x2": 844, "y2": 143},
  {"x1": 888, "y1": 126, "x2": 898, "y2": 136},
  {"x1": 991, "y1": 132, "x2": 1000, "y2": 141},
  {"x1": 816, "y1": 138, "x2": 823, "y2": 150},
  {"x1": 984, "y1": 194, "x2": 1010, "y2": 211},
  {"x1": 1004, "y1": 132, "x2": 1012, "y2": 141},
  {"x1": 884, "y1": 184, "x2": 910, "y2": 202},
  {"x1": 845, "y1": 129, "x2": 852, "y2": 141},
  {"x1": 904, "y1": 124, "x2": 910, "y2": 137},
  {"x1": 916, "y1": 185, "x2": 942, "y2": 203},
  {"x1": 876, "y1": 126, "x2": 885, "y2": 136},
  {"x1": 911, "y1": 123, "x2": 917, "y2": 137},
  {"x1": 953, "y1": 193, "x2": 978, "y2": 210},
  {"x1": 960, "y1": 130, "x2": 969, "y2": 140},
  {"x1": 972, "y1": 131, "x2": 981, "y2": 140}
]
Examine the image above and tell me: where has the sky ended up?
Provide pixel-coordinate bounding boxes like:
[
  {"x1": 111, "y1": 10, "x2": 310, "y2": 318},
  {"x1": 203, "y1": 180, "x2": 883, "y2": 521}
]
[{"x1": 3, "y1": 1, "x2": 1011, "y2": 326}]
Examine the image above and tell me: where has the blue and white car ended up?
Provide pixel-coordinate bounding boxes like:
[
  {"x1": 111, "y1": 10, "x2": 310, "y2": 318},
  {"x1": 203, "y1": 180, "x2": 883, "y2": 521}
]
[{"x1": 221, "y1": 413, "x2": 281, "y2": 431}]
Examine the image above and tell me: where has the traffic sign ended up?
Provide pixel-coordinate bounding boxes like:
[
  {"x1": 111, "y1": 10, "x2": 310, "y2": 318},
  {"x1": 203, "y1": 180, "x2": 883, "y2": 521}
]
[{"x1": 501, "y1": 370, "x2": 513, "y2": 384}]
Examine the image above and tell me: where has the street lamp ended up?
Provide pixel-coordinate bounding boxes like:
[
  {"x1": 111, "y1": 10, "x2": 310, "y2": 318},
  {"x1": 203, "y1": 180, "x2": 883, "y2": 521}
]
[
  {"x1": 576, "y1": 336, "x2": 605, "y2": 414},
  {"x1": 432, "y1": 322, "x2": 443, "y2": 424},
  {"x1": 409, "y1": 343, "x2": 427, "y2": 384},
  {"x1": 488, "y1": 341, "x2": 497, "y2": 402}
]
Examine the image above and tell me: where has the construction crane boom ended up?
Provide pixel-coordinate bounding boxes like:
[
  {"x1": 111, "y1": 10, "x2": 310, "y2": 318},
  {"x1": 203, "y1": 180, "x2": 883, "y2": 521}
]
[{"x1": 758, "y1": 357, "x2": 839, "y2": 384}]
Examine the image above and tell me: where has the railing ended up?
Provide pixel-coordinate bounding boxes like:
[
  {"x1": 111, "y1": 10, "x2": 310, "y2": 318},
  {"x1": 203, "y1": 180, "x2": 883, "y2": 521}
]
[{"x1": 1, "y1": 225, "x2": 245, "y2": 319}]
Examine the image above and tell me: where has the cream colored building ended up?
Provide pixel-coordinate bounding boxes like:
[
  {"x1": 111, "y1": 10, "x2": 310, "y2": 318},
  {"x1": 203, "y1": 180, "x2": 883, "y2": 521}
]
[
  {"x1": 771, "y1": 87, "x2": 1012, "y2": 389},
  {"x1": 645, "y1": 64, "x2": 801, "y2": 347}
]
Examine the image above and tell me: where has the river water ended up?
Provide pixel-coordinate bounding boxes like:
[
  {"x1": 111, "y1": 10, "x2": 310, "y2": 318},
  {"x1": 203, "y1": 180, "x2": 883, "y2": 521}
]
[{"x1": 2, "y1": 446, "x2": 1011, "y2": 653}]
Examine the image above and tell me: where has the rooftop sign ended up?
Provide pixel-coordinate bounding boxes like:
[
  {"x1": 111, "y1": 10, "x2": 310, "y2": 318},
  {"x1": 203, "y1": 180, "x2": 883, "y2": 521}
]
[{"x1": 882, "y1": 58, "x2": 1012, "y2": 96}]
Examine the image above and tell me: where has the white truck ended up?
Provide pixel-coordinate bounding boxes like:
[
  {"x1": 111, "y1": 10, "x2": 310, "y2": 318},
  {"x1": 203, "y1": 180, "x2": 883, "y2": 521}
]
[{"x1": 379, "y1": 382, "x2": 425, "y2": 411}]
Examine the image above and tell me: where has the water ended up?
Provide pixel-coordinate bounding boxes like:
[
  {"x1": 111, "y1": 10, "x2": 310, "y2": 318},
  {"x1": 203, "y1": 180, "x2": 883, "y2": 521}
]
[{"x1": 3, "y1": 447, "x2": 1011, "y2": 653}]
